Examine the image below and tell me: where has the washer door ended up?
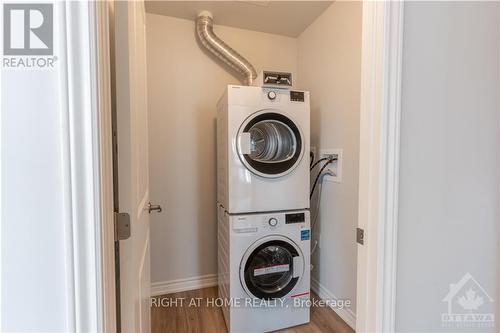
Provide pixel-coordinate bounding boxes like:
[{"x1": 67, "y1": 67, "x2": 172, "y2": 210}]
[
  {"x1": 240, "y1": 236, "x2": 304, "y2": 300},
  {"x1": 237, "y1": 111, "x2": 304, "y2": 178}
]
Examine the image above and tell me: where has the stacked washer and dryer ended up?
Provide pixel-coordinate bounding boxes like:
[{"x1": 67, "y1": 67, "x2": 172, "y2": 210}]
[{"x1": 216, "y1": 72, "x2": 311, "y2": 332}]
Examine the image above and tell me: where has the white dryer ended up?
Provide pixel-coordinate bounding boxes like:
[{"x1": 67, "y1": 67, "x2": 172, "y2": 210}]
[
  {"x1": 218, "y1": 207, "x2": 310, "y2": 332},
  {"x1": 217, "y1": 85, "x2": 310, "y2": 214}
]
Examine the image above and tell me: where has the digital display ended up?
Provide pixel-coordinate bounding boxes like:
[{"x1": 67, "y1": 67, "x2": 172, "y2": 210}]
[
  {"x1": 290, "y1": 91, "x2": 304, "y2": 102},
  {"x1": 285, "y1": 213, "x2": 305, "y2": 224}
]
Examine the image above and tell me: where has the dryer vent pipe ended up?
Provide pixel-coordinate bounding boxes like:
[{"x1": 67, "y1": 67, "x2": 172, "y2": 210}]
[{"x1": 196, "y1": 11, "x2": 257, "y2": 85}]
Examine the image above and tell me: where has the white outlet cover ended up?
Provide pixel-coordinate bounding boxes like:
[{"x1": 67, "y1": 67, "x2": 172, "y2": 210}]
[{"x1": 319, "y1": 148, "x2": 342, "y2": 183}]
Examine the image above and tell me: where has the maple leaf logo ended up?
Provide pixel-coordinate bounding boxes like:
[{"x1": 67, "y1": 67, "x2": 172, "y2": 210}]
[{"x1": 457, "y1": 288, "x2": 484, "y2": 311}]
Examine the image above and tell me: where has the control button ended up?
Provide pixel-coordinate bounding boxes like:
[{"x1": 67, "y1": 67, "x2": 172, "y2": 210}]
[
  {"x1": 268, "y1": 218, "x2": 278, "y2": 227},
  {"x1": 267, "y1": 91, "x2": 277, "y2": 100}
]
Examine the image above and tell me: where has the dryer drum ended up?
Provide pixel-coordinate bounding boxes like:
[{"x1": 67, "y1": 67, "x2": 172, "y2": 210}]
[
  {"x1": 248, "y1": 120, "x2": 296, "y2": 163},
  {"x1": 239, "y1": 112, "x2": 303, "y2": 177}
]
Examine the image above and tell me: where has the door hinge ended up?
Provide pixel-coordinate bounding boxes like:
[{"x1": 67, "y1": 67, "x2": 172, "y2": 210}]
[
  {"x1": 356, "y1": 227, "x2": 364, "y2": 245},
  {"x1": 114, "y1": 212, "x2": 131, "y2": 241}
]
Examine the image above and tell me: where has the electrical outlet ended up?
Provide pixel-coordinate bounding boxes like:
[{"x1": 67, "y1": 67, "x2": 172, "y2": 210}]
[{"x1": 319, "y1": 148, "x2": 342, "y2": 183}]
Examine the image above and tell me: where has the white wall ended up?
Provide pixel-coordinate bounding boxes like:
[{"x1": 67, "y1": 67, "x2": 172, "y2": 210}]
[
  {"x1": 146, "y1": 14, "x2": 299, "y2": 284},
  {"x1": 297, "y1": 1, "x2": 362, "y2": 323},
  {"x1": 2, "y1": 56, "x2": 71, "y2": 332},
  {"x1": 396, "y1": 2, "x2": 499, "y2": 332},
  {"x1": 1, "y1": 2, "x2": 102, "y2": 331}
]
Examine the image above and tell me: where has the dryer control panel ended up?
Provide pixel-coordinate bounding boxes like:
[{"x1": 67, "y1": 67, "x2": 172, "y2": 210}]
[
  {"x1": 290, "y1": 91, "x2": 305, "y2": 102},
  {"x1": 261, "y1": 88, "x2": 306, "y2": 103},
  {"x1": 261, "y1": 88, "x2": 285, "y2": 102}
]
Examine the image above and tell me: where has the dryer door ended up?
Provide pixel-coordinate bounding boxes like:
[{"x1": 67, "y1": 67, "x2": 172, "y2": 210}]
[
  {"x1": 237, "y1": 110, "x2": 304, "y2": 178},
  {"x1": 240, "y1": 235, "x2": 304, "y2": 300}
]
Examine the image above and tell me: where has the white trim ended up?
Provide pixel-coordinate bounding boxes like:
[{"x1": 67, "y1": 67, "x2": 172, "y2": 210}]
[
  {"x1": 497, "y1": 3, "x2": 500, "y2": 327},
  {"x1": 61, "y1": 1, "x2": 112, "y2": 331},
  {"x1": 379, "y1": 2, "x2": 404, "y2": 331},
  {"x1": 138, "y1": 231, "x2": 150, "y2": 333},
  {"x1": 497, "y1": 2, "x2": 500, "y2": 327},
  {"x1": 91, "y1": 1, "x2": 117, "y2": 332},
  {"x1": 57, "y1": 0, "x2": 77, "y2": 328},
  {"x1": 356, "y1": 1, "x2": 404, "y2": 332},
  {"x1": 0, "y1": 2, "x2": 2, "y2": 328},
  {"x1": 311, "y1": 278, "x2": 356, "y2": 330},
  {"x1": 65, "y1": 1, "x2": 96, "y2": 330},
  {"x1": 151, "y1": 274, "x2": 219, "y2": 297}
]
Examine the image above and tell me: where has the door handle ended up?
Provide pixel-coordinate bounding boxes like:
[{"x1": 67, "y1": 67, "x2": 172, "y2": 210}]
[{"x1": 147, "y1": 202, "x2": 162, "y2": 214}]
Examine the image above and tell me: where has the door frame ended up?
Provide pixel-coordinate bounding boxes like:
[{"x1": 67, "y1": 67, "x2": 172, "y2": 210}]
[
  {"x1": 356, "y1": 1, "x2": 404, "y2": 332},
  {"x1": 91, "y1": 1, "x2": 117, "y2": 332},
  {"x1": 89, "y1": 1, "x2": 405, "y2": 332},
  {"x1": 57, "y1": 1, "x2": 116, "y2": 331}
]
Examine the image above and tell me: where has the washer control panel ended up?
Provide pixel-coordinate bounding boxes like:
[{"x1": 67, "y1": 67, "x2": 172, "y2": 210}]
[
  {"x1": 285, "y1": 212, "x2": 305, "y2": 224},
  {"x1": 234, "y1": 211, "x2": 308, "y2": 232},
  {"x1": 268, "y1": 217, "x2": 278, "y2": 227}
]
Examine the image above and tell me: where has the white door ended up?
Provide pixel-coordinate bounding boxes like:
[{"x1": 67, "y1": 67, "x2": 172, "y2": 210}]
[{"x1": 114, "y1": 1, "x2": 151, "y2": 332}]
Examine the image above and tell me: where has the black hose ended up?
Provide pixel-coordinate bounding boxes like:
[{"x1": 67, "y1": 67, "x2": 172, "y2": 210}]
[
  {"x1": 310, "y1": 157, "x2": 331, "y2": 171},
  {"x1": 310, "y1": 158, "x2": 337, "y2": 199}
]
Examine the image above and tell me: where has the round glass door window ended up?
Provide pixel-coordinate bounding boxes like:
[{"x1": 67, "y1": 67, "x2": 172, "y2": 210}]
[
  {"x1": 238, "y1": 112, "x2": 303, "y2": 177},
  {"x1": 242, "y1": 239, "x2": 303, "y2": 300}
]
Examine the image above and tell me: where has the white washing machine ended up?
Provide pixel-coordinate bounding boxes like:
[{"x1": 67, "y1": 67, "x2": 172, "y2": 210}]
[
  {"x1": 217, "y1": 85, "x2": 310, "y2": 214},
  {"x1": 218, "y1": 206, "x2": 310, "y2": 332}
]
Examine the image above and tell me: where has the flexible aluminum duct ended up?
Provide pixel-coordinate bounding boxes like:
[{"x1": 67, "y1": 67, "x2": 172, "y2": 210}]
[{"x1": 196, "y1": 11, "x2": 257, "y2": 85}]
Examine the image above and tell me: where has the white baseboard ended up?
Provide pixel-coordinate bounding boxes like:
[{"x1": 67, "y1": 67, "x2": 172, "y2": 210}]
[
  {"x1": 151, "y1": 273, "x2": 218, "y2": 297},
  {"x1": 311, "y1": 277, "x2": 356, "y2": 330}
]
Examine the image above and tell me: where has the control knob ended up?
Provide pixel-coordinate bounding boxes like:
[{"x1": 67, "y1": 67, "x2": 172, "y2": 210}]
[{"x1": 268, "y1": 217, "x2": 278, "y2": 227}]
